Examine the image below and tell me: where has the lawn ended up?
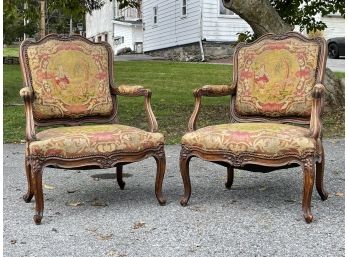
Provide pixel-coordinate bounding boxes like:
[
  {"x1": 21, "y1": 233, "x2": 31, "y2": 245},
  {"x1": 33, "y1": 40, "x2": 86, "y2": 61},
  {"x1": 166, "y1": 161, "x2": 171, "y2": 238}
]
[
  {"x1": 3, "y1": 47, "x2": 19, "y2": 57},
  {"x1": 3, "y1": 61, "x2": 345, "y2": 143}
]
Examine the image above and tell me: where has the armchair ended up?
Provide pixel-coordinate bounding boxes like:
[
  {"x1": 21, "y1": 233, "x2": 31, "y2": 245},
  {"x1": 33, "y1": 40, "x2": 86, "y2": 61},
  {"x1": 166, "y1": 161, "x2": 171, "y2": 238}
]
[
  {"x1": 180, "y1": 32, "x2": 328, "y2": 223},
  {"x1": 19, "y1": 34, "x2": 166, "y2": 224}
]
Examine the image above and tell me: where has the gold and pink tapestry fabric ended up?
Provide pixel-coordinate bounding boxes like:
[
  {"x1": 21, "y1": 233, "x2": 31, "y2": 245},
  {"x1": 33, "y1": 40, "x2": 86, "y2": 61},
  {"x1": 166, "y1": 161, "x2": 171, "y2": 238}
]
[
  {"x1": 30, "y1": 124, "x2": 164, "y2": 158},
  {"x1": 26, "y1": 40, "x2": 113, "y2": 120},
  {"x1": 182, "y1": 123, "x2": 316, "y2": 157},
  {"x1": 235, "y1": 38, "x2": 320, "y2": 118}
]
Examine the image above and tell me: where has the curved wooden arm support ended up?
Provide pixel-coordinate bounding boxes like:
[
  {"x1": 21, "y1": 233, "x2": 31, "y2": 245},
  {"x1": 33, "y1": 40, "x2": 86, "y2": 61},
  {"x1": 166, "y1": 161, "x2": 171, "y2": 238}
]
[
  {"x1": 19, "y1": 87, "x2": 37, "y2": 142},
  {"x1": 113, "y1": 85, "x2": 159, "y2": 132},
  {"x1": 309, "y1": 83, "x2": 325, "y2": 139},
  {"x1": 188, "y1": 85, "x2": 234, "y2": 132}
]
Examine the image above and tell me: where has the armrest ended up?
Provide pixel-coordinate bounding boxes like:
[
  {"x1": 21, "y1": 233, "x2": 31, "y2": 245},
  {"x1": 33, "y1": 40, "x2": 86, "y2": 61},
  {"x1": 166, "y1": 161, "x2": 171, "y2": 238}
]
[
  {"x1": 112, "y1": 85, "x2": 146, "y2": 96},
  {"x1": 308, "y1": 83, "x2": 325, "y2": 139},
  {"x1": 19, "y1": 87, "x2": 37, "y2": 142},
  {"x1": 113, "y1": 85, "x2": 159, "y2": 132},
  {"x1": 188, "y1": 84, "x2": 234, "y2": 132},
  {"x1": 193, "y1": 84, "x2": 236, "y2": 97}
]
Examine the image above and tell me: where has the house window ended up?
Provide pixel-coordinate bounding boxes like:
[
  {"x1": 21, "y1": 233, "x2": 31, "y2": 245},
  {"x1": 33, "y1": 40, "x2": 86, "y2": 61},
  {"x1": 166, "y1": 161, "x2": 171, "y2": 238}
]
[
  {"x1": 104, "y1": 34, "x2": 108, "y2": 42},
  {"x1": 219, "y1": 0, "x2": 234, "y2": 15},
  {"x1": 98, "y1": 36, "x2": 102, "y2": 42},
  {"x1": 182, "y1": 0, "x2": 187, "y2": 16},
  {"x1": 114, "y1": 36, "x2": 124, "y2": 45},
  {"x1": 153, "y1": 6, "x2": 158, "y2": 24}
]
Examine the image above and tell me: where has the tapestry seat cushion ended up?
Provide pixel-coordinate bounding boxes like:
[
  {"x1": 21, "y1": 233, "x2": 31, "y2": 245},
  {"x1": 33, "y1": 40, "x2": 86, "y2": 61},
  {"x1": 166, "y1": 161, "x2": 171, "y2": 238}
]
[
  {"x1": 30, "y1": 124, "x2": 164, "y2": 158},
  {"x1": 182, "y1": 123, "x2": 316, "y2": 157}
]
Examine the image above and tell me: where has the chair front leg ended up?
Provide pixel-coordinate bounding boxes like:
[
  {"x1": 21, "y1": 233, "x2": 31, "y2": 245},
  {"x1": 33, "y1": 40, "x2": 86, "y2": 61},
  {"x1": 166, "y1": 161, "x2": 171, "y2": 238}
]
[
  {"x1": 154, "y1": 148, "x2": 166, "y2": 205},
  {"x1": 179, "y1": 148, "x2": 192, "y2": 206},
  {"x1": 316, "y1": 147, "x2": 328, "y2": 200},
  {"x1": 225, "y1": 166, "x2": 234, "y2": 189},
  {"x1": 23, "y1": 157, "x2": 34, "y2": 203},
  {"x1": 116, "y1": 165, "x2": 126, "y2": 190},
  {"x1": 31, "y1": 160, "x2": 44, "y2": 225},
  {"x1": 302, "y1": 159, "x2": 315, "y2": 223}
]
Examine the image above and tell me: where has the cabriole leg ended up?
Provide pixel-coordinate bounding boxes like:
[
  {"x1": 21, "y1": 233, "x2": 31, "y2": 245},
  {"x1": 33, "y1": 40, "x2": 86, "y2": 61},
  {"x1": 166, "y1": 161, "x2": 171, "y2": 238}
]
[
  {"x1": 32, "y1": 161, "x2": 44, "y2": 225},
  {"x1": 154, "y1": 150, "x2": 166, "y2": 205},
  {"x1": 302, "y1": 160, "x2": 315, "y2": 223},
  {"x1": 179, "y1": 149, "x2": 192, "y2": 206}
]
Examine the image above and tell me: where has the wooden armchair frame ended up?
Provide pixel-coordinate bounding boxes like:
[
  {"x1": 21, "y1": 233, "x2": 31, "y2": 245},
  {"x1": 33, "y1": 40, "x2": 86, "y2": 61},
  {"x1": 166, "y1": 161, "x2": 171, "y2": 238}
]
[
  {"x1": 20, "y1": 34, "x2": 166, "y2": 224},
  {"x1": 179, "y1": 32, "x2": 328, "y2": 223}
]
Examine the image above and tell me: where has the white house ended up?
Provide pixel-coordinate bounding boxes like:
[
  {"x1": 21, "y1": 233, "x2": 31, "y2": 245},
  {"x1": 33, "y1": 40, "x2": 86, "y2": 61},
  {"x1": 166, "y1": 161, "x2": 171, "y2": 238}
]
[
  {"x1": 85, "y1": 0, "x2": 143, "y2": 55},
  {"x1": 86, "y1": 1, "x2": 344, "y2": 60},
  {"x1": 142, "y1": 0, "x2": 251, "y2": 61},
  {"x1": 321, "y1": 13, "x2": 345, "y2": 39}
]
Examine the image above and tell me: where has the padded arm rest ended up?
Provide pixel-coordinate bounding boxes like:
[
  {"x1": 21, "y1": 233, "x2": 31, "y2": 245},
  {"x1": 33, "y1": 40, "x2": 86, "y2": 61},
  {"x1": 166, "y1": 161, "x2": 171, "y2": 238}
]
[
  {"x1": 113, "y1": 85, "x2": 148, "y2": 96},
  {"x1": 188, "y1": 85, "x2": 234, "y2": 132},
  {"x1": 19, "y1": 87, "x2": 36, "y2": 142},
  {"x1": 112, "y1": 85, "x2": 159, "y2": 132},
  {"x1": 309, "y1": 83, "x2": 325, "y2": 139},
  {"x1": 193, "y1": 84, "x2": 235, "y2": 97}
]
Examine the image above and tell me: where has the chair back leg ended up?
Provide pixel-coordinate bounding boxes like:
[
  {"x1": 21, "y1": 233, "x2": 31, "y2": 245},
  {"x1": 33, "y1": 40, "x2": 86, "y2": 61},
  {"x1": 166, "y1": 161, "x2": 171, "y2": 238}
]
[
  {"x1": 116, "y1": 165, "x2": 126, "y2": 190},
  {"x1": 225, "y1": 166, "x2": 234, "y2": 189},
  {"x1": 315, "y1": 148, "x2": 328, "y2": 200},
  {"x1": 23, "y1": 157, "x2": 34, "y2": 203}
]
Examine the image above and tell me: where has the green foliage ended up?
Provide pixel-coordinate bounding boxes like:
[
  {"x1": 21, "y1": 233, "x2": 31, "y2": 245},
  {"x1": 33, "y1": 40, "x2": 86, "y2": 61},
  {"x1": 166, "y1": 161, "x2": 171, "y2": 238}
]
[
  {"x1": 236, "y1": 31, "x2": 256, "y2": 43},
  {"x1": 112, "y1": 0, "x2": 139, "y2": 9},
  {"x1": 236, "y1": 0, "x2": 344, "y2": 42},
  {"x1": 3, "y1": 0, "x2": 135, "y2": 44},
  {"x1": 269, "y1": 0, "x2": 345, "y2": 33},
  {"x1": 3, "y1": 1, "x2": 38, "y2": 44},
  {"x1": 3, "y1": 47, "x2": 20, "y2": 57}
]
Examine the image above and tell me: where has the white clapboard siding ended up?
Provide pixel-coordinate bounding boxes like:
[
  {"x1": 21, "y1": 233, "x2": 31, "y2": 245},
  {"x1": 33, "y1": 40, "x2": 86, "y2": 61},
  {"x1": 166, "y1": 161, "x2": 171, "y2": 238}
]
[
  {"x1": 113, "y1": 23, "x2": 137, "y2": 53},
  {"x1": 85, "y1": 0, "x2": 113, "y2": 41},
  {"x1": 322, "y1": 15, "x2": 345, "y2": 39},
  {"x1": 202, "y1": 0, "x2": 250, "y2": 42},
  {"x1": 143, "y1": 0, "x2": 201, "y2": 52},
  {"x1": 133, "y1": 26, "x2": 144, "y2": 43}
]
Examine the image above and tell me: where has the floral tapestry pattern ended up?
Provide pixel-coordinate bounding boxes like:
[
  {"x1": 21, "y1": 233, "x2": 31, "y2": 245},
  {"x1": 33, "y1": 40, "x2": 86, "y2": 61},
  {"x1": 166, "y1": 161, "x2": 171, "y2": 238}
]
[
  {"x1": 235, "y1": 38, "x2": 320, "y2": 118},
  {"x1": 182, "y1": 123, "x2": 317, "y2": 157},
  {"x1": 30, "y1": 124, "x2": 164, "y2": 158},
  {"x1": 26, "y1": 40, "x2": 113, "y2": 120}
]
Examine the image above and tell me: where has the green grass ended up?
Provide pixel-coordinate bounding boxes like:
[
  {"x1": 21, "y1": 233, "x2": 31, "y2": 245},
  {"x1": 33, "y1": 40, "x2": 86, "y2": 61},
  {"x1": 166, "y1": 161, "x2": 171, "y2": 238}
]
[
  {"x1": 3, "y1": 47, "x2": 19, "y2": 57},
  {"x1": 3, "y1": 61, "x2": 345, "y2": 143},
  {"x1": 335, "y1": 72, "x2": 345, "y2": 80}
]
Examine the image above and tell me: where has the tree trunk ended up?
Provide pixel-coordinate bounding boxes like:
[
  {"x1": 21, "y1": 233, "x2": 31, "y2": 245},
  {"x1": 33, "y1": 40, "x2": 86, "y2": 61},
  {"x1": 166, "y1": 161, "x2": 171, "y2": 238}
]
[
  {"x1": 39, "y1": 0, "x2": 45, "y2": 39},
  {"x1": 323, "y1": 68, "x2": 345, "y2": 108},
  {"x1": 223, "y1": 0, "x2": 293, "y2": 37},
  {"x1": 223, "y1": 0, "x2": 344, "y2": 108}
]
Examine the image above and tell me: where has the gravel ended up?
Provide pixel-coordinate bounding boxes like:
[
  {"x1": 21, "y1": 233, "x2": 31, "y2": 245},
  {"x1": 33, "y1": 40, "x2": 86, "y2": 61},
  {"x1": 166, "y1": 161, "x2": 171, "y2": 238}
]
[{"x1": 3, "y1": 139, "x2": 345, "y2": 257}]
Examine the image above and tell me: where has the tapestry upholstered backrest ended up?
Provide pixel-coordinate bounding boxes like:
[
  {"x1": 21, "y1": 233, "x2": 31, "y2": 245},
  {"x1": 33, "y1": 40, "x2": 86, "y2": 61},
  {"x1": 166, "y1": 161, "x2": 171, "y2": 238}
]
[
  {"x1": 232, "y1": 32, "x2": 327, "y2": 123},
  {"x1": 20, "y1": 34, "x2": 116, "y2": 124}
]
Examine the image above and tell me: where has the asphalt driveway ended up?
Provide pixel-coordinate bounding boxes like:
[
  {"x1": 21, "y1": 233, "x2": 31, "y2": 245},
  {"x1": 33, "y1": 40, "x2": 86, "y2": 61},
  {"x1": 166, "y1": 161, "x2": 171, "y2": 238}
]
[{"x1": 3, "y1": 140, "x2": 345, "y2": 257}]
